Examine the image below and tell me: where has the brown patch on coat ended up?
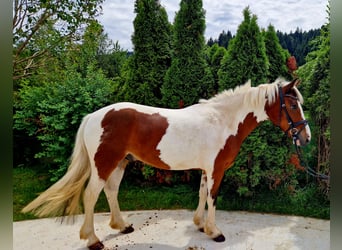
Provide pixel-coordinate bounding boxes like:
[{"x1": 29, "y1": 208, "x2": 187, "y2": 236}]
[
  {"x1": 210, "y1": 112, "x2": 259, "y2": 199},
  {"x1": 94, "y1": 108, "x2": 170, "y2": 180}
]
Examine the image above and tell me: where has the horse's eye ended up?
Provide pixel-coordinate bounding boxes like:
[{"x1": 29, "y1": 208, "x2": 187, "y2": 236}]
[{"x1": 290, "y1": 104, "x2": 297, "y2": 110}]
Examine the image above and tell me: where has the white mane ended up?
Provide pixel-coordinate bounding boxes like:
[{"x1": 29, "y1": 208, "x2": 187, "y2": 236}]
[{"x1": 199, "y1": 78, "x2": 303, "y2": 108}]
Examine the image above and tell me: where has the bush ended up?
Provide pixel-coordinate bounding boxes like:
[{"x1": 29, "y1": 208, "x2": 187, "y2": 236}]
[{"x1": 14, "y1": 64, "x2": 116, "y2": 181}]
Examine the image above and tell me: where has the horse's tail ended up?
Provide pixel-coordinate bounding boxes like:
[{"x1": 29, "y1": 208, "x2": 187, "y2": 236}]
[{"x1": 22, "y1": 115, "x2": 92, "y2": 219}]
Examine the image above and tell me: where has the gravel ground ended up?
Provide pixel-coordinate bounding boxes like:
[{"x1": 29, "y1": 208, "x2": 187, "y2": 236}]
[{"x1": 13, "y1": 210, "x2": 330, "y2": 250}]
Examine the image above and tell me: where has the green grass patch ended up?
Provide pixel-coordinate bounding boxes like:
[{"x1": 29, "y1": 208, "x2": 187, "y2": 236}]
[
  {"x1": 218, "y1": 184, "x2": 330, "y2": 219},
  {"x1": 13, "y1": 167, "x2": 51, "y2": 221},
  {"x1": 14, "y1": 167, "x2": 329, "y2": 221},
  {"x1": 14, "y1": 167, "x2": 199, "y2": 221}
]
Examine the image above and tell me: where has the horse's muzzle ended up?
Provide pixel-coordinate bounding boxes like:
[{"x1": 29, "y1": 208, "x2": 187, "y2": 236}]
[{"x1": 292, "y1": 125, "x2": 311, "y2": 147}]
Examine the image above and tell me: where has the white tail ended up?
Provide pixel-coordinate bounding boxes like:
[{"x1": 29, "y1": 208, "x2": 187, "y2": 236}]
[{"x1": 22, "y1": 115, "x2": 91, "y2": 218}]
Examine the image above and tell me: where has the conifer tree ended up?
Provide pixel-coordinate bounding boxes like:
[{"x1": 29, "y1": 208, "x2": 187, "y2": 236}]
[
  {"x1": 207, "y1": 44, "x2": 227, "y2": 93},
  {"x1": 121, "y1": 0, "x2": 172, "y2": 106},
  {"x1": 161, "y1": 0, "x2": 214, "y2": 108},
  {"x1": 218, "y1": 7, "x2": 269, "y2": 90},
  {"x1": 263, "y1": 24, "x2": 291, "y2": 82}
]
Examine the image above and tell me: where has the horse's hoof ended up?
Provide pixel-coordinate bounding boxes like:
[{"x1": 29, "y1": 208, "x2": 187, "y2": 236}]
[
  {"x1": 88, "y1": 241, "x2": 104, "y2": 250},
  {"x1": 213, "y1": 234, "x2": 226, "y2": 242},
  {"x1": 198, "y1": 228, "x2": 204, "y2": 233},
  {"x1": 121, "y1": 225, "x2": 134, "y2": 234}
]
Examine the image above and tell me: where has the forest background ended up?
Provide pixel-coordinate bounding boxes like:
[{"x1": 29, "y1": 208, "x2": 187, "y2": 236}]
[{"x1": 13, "y1": 0, "x2": 330, "y2": 220}]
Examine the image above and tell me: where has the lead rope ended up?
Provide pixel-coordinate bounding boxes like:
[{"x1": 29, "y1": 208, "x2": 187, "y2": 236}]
[{"x1": 293, "y1": 142, "x2": 330, "y2": 180}]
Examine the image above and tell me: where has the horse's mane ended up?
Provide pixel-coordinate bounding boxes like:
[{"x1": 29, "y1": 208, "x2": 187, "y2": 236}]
[{"x1": 199, "y1": 78, "x2": 303, "y2": 108}]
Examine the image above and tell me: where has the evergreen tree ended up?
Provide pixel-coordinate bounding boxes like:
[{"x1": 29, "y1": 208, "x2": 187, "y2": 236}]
[
  {"x1": 277, "y1": 28, "x2": 321, "y2": 66},
  {"x1": 263, "y1": 24, "x2": 291, "y2": 82},
  {"x1": 121, "y1": 0, "x2": 172, "y2": 106},
  {"x1": 218, "y1": 7, "x2": 269, "y2": 90},
  {"x1": 161, "y1": 0, "x2": 214, "y2": 108},
  {"x1": 207, "y1": 30, "x2": 233, "y2": 49},
  {"x1": 207, "y1": 44, "x2": 227, "y2": 93},
  {"x1": 217, "y1": 30, "x2": 233, "y2": 48}
]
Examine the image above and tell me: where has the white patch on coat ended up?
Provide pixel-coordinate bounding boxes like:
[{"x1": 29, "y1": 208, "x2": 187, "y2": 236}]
[{"x1": 156, "y1": 80, "x2": 278, "y2": 170}]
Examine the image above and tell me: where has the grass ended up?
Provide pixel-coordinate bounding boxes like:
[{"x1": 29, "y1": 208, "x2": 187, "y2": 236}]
[
  {"x1": 13, "y1": 167, "x2": 199, "y2": 221},
  {"x1": 14, "y1": 167, "x2": 330, "y2": 222},
  {"x1": 218, "y1": 185, "x2": 330, "y2": 219},
  {"x1": 13, "y1": 167, "x2": 51, "y2": 221}
]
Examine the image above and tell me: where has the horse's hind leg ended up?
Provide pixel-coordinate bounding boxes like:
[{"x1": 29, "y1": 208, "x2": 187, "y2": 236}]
[
  {"x1": 80, "y1": 168, "x2": 106, "y2": 249},
  {"x1": 104, "y1": 158, "x2": 134, "y2": 234},
  {"x1": 193, "y1": 171, "x2": 207, "y2": 231}
]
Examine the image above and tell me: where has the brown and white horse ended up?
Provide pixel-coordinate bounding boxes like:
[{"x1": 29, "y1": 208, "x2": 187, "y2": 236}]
[{"x1": 23, "y1": 78, "x2": 311, "y2": 249}]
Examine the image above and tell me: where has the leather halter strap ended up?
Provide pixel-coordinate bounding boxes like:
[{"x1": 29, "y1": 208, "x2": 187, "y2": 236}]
[{"x1": 278, "y1": 84, "x2": 308, "y2": 141}]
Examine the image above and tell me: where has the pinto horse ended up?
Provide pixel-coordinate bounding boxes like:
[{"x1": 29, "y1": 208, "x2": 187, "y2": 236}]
[{"x1": 23, "y1": 78, "x2": 311, "y2": 249}]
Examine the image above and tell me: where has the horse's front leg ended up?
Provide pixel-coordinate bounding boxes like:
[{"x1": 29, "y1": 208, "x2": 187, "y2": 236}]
[
  {"x1": 204, "y1": 170, "x2": 225, "y2": 242},
  {"x1": 193, "y1": 171, "x2": 207, "y2": 231}
]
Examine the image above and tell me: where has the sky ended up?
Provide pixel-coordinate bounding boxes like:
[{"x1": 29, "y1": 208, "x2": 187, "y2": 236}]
[{"x1": 97, "y1": 0, "x2": 329, "y2": 51}]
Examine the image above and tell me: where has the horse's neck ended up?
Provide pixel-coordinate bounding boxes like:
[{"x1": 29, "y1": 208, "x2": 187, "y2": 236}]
[
  {"x1": 214, "y1": 94, "x2": 268, "y2": 142},
  {"x1": 211, "y1": 104, "x2": 266, "y2": 170},
  {"x1": 220, "y1": 91, "x2": 267, "y2": 118},
  {"x1": 236, "y1": 112, "x2": 261, "y2": 141}
]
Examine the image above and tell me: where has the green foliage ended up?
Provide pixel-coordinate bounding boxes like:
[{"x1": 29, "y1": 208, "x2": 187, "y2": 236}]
[
  {"x1": 13, "y1": 20, "x2": 123, "y2": 176},
  {"x1": 218, "y1": 7, "x2": 269, "y2": 90},
  {"x1": 277, "y1": 28, "x2": 321, "y2": 66},
  {"x1": 222, "y1": 122, "x2": 293, "y2": 197},
  {"x1": 65, "y1": 20, "x2": 105, "y2": 77},
  {"x1": 263, "y1": 24, "x2": 291, "y2": 81},
  {"x1": 96, "y1": 41, "x2": 128, "y2": 79},
  {"x1": 13, "y1": 0, "x2": 104, "y2": 80},
  {"x1": 14, "y1": 65, "x2": 115, "y2": 181},
  {"x1": 297, "y1": 22, "x2": 330, "y2": 189},
  {"x1": 161, "y1": 0, "x2": 214, "y2": 108},
  {"x1": 206, "y1": 44, "x2": 227, "y2": 93},
  {"x1": 119, "y1": 0, "x2": 172, "y2": 106},
  {"x1": 208, "y1": 28, "x2": 320, "y2": 69}
]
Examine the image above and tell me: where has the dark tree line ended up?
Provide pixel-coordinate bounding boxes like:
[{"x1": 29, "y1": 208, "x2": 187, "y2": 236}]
[
  {"x1": 208, "y1": 27, "x2": 321, "y2": 67},
  {"x1": 277, "y1": 28, "x2": 321, "y2": 66}
]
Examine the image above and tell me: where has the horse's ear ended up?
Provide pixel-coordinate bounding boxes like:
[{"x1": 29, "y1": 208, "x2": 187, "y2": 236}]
[
  {"x1": 293, "y1": 78, "x2": 301, "y2": 87},
  {"x1": 283, "y1": 78, "x2": 300, "y2": 93}
]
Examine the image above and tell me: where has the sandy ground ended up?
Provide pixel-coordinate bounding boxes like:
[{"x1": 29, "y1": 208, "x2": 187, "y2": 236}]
[{"x1": 13, "y1": 210, "x2": 329, "y2": 250}]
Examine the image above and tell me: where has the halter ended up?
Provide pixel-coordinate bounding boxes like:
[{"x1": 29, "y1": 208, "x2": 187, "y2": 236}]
[
  {"x1": 278, "y1": 84, "x2": 308, "y2": 143},
  {"x1": 278, "y1": 84, "x2": 330, "y2": 180}
]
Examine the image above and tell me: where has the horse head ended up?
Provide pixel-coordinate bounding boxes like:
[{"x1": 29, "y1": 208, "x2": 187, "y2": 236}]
[{"x1": 266, "y1": 79, "x2": 311, "y2": 146}]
